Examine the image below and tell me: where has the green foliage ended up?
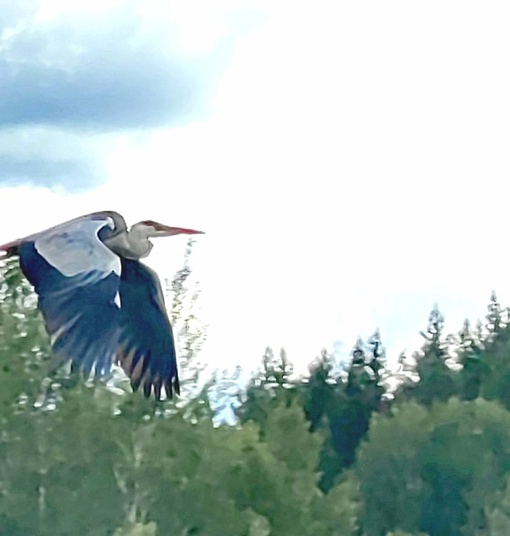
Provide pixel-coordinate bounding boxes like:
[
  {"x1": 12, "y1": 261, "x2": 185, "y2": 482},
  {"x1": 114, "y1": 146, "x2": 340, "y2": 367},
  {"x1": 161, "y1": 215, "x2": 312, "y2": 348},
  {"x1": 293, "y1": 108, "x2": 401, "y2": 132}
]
[
  {"x1": 304, "y1": 335, "x2": 386, "y2": 492},
  {"x1": 483, "y1": 476, "x2": 510, "y2": 536},
  {"x1": 357, "y1": 398, "x2": 510, "y2": 536},
  {"x1": 114, "y1": 522, "x2": 158, "y2": 536},
  {"x1": 454, "y1": 293, "x2": 510, "y2": 410},
  {"x1": 10, "y1": 249, "x2": 510, "y2": 536},
  {"x1": 240, "y1": 335, "x2": 387, "y2": 494},
  {"x1": 0, "y1": 260, "x2": 360, "y2": 535},
  {"x1": 387, "y1": 530, "x2": 427, "y2": 536},
  {"x1": 167, "y1": 238, "x2": 207, "y2": 366},
  {"x1": 165, "y1": 237, "x2": 208, "y2": 404},
  {"x1": 399, "y1": 306, "x2": 458, "y2": 406},
  {"x1": 397, "y1": 295, "x2": 510, "y2": 412},
  {"x1": 0, "y1": 390, "x2": 360, "y2": 535},
  {"x1": 239, "y1": 347, "x2": 298, "y2": 437},
  {"x1": 456, "y1": 319, "x2": 486, "y2": 400},
  {"x1": 0, "y1": 257, "x2": 52, "y2": 411}
]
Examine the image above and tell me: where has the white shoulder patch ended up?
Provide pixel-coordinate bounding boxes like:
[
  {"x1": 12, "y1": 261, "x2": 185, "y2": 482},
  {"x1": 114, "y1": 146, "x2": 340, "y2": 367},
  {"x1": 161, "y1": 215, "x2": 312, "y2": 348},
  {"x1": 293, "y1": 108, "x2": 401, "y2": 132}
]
[{"x1": 35, "y1": 218, "x2": 121, "y2": 278}]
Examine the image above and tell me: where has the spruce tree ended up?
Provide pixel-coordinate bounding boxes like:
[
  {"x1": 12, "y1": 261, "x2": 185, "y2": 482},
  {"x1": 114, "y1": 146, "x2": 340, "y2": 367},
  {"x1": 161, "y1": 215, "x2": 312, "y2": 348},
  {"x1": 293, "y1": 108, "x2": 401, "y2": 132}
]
[{"x1": 399, "y1": 306, "x2": 457, "y2": 406}]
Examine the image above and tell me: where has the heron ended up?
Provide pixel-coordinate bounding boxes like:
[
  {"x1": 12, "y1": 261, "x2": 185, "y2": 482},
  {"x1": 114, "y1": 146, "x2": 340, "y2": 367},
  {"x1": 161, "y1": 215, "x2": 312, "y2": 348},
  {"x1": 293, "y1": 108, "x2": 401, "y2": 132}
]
[{"x1": 0, "y1": 210, "x2": 203, "y2": 400}]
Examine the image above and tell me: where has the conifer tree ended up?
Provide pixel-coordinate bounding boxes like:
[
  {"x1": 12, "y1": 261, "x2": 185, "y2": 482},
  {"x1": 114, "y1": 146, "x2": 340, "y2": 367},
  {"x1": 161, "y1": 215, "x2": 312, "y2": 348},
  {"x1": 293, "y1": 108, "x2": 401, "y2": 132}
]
[
  {"x1": 166, "y1": 237, "x2": 208, "y2": 400},
  {"x1": 357, "y1": 398, "x2": 510, "y2": 536},
  {"x1": 238, "y1": 346, "x2": 299, "y2": 436},
  {"x1": 399, "y1": 306, "x2": 457, "y2": 406},
  {"x1": 457, "y1": 318, "x2": 486, "y2": 400},
  {"x1": 0, "y1": 258, "x2": 361, "y2": 535},
  {"x1": 472, "y1": 292, "x2": 510, "y2": 409}
]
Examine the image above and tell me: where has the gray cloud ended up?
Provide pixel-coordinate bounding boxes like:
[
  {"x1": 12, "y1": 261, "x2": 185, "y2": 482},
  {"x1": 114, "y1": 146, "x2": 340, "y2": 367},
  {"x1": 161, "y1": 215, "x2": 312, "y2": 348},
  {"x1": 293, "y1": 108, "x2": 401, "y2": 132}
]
[
  {"x1": 0, "y1": 154, "x2": 97, "y2": 191},
  {"x1": 0, "y1": 126, "x2": 108, "y2": 191},
  {"x1": 0, "y1": 7, "x2": 221, "y2": 130},
  {"x1": 0, "y1": 2, "x2": 262, "y2": 191},
  {"x1": 0, "y1": 55, "x2": 200, "y2": 130}
]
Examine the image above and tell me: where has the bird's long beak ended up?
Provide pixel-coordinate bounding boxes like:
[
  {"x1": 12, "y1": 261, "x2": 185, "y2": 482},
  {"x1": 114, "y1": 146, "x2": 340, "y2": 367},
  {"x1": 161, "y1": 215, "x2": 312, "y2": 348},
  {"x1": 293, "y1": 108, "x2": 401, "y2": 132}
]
[{"x1": 156, "y1": 225, "x2": 204, "y2": 237}]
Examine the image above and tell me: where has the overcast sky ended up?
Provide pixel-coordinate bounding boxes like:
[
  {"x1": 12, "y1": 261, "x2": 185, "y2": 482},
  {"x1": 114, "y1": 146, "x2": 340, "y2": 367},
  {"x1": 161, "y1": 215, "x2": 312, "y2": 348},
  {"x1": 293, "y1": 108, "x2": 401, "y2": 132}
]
[{"x1": 1, "y1": 0, "x2": 510, "y2": 374}]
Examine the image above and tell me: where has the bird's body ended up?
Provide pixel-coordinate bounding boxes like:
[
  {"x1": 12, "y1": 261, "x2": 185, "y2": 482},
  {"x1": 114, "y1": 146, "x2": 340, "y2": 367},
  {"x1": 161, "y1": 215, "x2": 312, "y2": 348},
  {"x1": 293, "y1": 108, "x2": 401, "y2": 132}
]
[{"x1": 0, "y1": 211, "x2": 203, "y2": 399}]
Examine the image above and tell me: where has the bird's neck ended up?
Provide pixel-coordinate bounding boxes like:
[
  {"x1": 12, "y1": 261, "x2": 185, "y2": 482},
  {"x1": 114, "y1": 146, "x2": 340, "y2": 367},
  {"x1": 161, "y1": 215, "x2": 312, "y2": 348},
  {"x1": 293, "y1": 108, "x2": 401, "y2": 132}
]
[
  {"x1": 104, "y1": 229, "x2": 153, "y2": 260},
  {"x1": 126, "y1": 231, "x2": 153, "y2": 259}
]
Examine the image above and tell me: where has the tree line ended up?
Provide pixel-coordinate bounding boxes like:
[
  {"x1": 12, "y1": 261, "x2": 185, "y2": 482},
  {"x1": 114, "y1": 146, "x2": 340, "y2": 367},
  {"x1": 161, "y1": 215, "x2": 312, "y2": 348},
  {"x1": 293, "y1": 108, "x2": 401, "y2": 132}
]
[{"x1": 1, "y1": 256, "x2": 510, "y2": 535}]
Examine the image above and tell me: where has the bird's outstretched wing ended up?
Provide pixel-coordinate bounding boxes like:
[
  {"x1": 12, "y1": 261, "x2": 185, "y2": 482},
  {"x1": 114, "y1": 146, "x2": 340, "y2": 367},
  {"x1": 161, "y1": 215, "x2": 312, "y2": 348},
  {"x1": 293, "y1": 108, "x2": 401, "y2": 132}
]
[
  {"x1": 17, "y1": 216, "x2": 122, "y2": 378},
  {"x1": 4, "y1": 213, "x2": 179, "y2": 399},
  {"x1": 116, "y1": 259, "x2": 179, "y2": 399}
]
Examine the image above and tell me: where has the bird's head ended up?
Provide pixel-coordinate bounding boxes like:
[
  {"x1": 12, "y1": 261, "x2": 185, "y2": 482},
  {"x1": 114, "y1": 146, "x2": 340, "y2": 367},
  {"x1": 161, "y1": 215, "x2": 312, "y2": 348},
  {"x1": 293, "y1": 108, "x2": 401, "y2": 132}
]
[{"x1": 131, "y1": 220, "x2": 204, "y2": 239}]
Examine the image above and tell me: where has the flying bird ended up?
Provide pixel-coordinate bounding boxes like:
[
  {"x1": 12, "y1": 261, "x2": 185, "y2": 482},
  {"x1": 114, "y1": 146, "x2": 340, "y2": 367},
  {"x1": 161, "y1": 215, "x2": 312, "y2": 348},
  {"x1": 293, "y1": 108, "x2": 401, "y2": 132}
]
[{"x1": 0, "y1": 211, "x2": 203, "y2": 399}]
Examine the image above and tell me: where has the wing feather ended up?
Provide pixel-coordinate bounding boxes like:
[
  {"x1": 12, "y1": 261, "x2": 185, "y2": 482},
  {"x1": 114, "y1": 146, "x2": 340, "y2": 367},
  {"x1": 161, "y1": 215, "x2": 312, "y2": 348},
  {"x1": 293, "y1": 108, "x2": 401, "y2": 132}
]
[
  {"x1": 18, "y1": 216, "x2": 121, "y2": 378},
  {"x1": 11, "y1": 212, "x2": 179, "y2": 399},
  {"x1": 116, "y1": 259, "x2": 179, "y2": 399},
  {"x1": 35, "y1": 218, "x2": 120, "y2": 278}
]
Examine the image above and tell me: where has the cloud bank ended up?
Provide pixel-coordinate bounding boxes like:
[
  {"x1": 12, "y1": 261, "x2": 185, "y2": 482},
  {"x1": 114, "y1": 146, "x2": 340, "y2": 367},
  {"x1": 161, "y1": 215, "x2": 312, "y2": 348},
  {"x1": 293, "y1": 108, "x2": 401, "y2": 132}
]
[{"x1": 0, "y1": 0, "x2": 260, "y2": 190}]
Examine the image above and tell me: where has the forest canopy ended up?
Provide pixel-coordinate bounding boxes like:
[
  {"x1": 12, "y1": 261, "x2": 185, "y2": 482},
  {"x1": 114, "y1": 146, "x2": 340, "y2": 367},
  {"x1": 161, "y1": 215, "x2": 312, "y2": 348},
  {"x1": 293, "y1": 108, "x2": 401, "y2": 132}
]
[{"x1": 1, "y1": 256, "x2": 510, "y2": 536}]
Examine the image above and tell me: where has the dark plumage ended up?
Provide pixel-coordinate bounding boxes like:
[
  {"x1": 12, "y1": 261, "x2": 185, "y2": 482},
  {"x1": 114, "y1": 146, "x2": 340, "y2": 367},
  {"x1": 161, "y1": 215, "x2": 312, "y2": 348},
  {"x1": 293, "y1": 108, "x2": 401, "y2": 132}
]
[{"x1": 0, "y1": 211, "x2": 202, "y2": 399}]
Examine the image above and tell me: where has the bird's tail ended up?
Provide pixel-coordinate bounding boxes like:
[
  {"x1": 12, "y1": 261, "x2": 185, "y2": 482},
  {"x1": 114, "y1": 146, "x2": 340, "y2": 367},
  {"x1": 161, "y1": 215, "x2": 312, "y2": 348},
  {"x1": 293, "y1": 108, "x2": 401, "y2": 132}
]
[
  {"x1": 0, "y1": 238, "x2": 23, "y2": 259},
  {"x1": 0, "y1": 248, "x2": 16, "y2": 259}
]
